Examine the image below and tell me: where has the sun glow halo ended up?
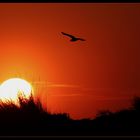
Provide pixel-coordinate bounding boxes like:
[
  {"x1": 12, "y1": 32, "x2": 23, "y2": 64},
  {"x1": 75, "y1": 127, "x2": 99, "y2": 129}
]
[{"x1": 0, "y1": 78, "x2": 33, "y2": 105}]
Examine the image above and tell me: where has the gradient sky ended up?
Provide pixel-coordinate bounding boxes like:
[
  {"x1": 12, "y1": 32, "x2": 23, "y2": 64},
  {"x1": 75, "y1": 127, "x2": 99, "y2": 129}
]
[{"x1": 0, "y1": 3, "x2": 140, "y2": 119}]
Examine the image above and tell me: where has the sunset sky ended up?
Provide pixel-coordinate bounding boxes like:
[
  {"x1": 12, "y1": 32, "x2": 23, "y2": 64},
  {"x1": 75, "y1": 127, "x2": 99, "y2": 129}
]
[{"x1": 0, "y1": 3, "x2": 140, "y2": 119}]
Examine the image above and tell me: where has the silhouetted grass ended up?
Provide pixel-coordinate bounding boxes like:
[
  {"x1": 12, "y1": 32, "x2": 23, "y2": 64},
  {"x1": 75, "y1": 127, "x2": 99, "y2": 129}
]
[
  {"x1": 0, "y1": 93, "x2": 140, "y2": 136},
  {"x1": 0, "y1": 93, "x2": 71, "y2": 135}
]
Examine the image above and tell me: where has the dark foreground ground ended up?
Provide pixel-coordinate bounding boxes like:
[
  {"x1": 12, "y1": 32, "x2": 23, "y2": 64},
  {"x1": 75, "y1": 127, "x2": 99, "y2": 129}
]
[{"x1": 0, "y1": 95, "x2": 140, "y2": 136}]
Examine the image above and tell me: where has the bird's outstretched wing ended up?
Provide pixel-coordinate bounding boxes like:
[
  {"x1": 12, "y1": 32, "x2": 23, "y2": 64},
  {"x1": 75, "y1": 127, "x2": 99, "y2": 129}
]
[
  {"x1": 61, "y1": 32, "x2": 75, "y2": 39},
  {"x1": 78, "y1": 38, "x2": 86, "y2": 41}
]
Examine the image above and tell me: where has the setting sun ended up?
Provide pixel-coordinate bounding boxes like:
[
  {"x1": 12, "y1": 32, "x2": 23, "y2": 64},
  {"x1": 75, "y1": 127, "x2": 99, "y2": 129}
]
[{"x1": 0, "y1": 78, "x2": 33, "y2": 105}]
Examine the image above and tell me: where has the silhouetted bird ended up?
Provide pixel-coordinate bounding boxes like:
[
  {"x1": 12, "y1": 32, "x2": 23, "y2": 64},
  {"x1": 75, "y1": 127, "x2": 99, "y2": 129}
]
[{"x1": 61, "y1": 32, "x2": 85, "y2": 42}]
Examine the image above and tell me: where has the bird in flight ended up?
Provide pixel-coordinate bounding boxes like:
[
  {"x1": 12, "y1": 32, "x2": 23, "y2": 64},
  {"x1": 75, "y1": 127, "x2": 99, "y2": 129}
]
[{"x1": 61, "y1": 32, "x2": 86, "y2": 42}]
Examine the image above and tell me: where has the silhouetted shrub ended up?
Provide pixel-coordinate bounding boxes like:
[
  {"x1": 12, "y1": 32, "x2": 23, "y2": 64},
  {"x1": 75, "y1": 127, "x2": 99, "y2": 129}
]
[
  {"x1": 132, "y1": 96, "x2": 140, "y2": 111},
  {"x1": 0, "y1": 93, "x2": 140, "y2": 136}
]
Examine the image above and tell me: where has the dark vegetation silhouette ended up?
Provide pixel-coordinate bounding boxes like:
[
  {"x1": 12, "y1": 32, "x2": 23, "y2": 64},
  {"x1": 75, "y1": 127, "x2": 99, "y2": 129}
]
[{"x1": 0, "y1": 92, "x2": 140, "y2": 136}]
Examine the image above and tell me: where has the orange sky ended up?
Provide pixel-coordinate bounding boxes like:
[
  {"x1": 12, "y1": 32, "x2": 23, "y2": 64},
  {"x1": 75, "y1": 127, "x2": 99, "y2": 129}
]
[{"x1": 0, "y1": 3, "x2": 140, "y2": 119}]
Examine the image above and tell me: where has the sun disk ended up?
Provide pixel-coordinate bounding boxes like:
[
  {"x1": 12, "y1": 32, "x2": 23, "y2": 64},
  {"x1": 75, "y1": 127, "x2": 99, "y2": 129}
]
[{"x1": 0, "y1": 78, "x2": 33, "y2": 105}]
